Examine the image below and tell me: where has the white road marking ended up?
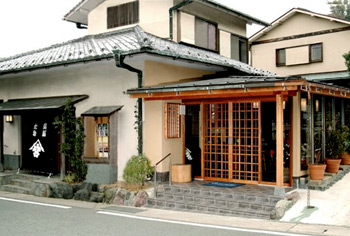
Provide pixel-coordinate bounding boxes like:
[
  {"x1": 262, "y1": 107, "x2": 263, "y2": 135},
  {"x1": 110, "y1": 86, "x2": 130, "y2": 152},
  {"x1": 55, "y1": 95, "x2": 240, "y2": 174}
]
[
  {"x1": 96, "y1": 211, "x2": 310, "y2": 236},
  {"x1": 0, "y1": 197, "x2": 71, "y2": 209}
]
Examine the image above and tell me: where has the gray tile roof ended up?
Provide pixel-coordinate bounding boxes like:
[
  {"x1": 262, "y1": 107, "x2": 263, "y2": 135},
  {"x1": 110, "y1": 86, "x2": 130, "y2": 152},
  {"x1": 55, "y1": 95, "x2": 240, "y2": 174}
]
[
  {"x1": 0, "y1": 26, "x2": 274, "y2": 76},
  {"x1": 127, "y1": 76, "x2": 299, "y2": 94},
  {"x1": 81, "y1": 106, "x2": 123, "y2": 116},
  {"x1": 0, "y1": 95, "x2": 88, "y2": 113}
]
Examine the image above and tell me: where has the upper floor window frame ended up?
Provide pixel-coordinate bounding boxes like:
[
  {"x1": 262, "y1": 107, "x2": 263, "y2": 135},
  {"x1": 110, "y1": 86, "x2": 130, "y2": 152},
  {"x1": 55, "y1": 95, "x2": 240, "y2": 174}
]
[
  {"x1": 107, "y1": 1, "x2": 139, "y2": 29},
  {"x1": 275, "y1": 42, "x2": 323, "y2": 67},
  {"x1": 309, "y1": 43, "x2": 323, "y2": 63},
  {"x1": 194, "y1": 17, "x2": 218, "y2": 51},
  {"x1": 276, "y1": 48, "x2": 286, "y2": 67},
  {"x1": 230, "y1": 33, "x2": 249, "y2": 64}
]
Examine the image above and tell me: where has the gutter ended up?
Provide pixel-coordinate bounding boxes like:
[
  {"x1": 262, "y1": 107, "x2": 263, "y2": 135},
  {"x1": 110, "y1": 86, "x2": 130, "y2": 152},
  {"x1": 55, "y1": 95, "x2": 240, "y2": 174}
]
[
  {"x1": 113, "y1": 52, "x2": 143, "y2": 155},
  {"x1": 169, "y1": 0, "x2": 193, "y2": 40}
]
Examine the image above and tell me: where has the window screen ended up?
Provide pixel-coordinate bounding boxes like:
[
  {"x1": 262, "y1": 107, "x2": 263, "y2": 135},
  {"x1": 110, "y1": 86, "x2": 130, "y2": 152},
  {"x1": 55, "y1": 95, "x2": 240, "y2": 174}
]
[{"x1": 165, "y1": 103, "x2": 181, "y2": 139}]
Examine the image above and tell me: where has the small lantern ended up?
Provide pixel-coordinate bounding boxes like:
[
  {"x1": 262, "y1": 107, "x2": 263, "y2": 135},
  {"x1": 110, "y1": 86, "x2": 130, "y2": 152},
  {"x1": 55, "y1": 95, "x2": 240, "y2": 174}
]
[
  {"x1": 301, "y1": 98, "x2": 307, "y2": 112},
  {"x1": 5, "y1": 115, "x2": 13, "y2": 123}
]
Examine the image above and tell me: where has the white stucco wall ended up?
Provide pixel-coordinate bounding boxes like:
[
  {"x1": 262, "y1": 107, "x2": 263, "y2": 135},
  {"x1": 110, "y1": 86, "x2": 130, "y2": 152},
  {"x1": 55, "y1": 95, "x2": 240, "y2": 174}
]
[
  {"x1": 0, "y1": 59, "x2": 141, "y2": 180},
  {"x1": 88, "y1": 0, "x2": 172, "y2": 37},
  {"x1": 251, "y1": 13, "x2": 350, "y2": 76}
]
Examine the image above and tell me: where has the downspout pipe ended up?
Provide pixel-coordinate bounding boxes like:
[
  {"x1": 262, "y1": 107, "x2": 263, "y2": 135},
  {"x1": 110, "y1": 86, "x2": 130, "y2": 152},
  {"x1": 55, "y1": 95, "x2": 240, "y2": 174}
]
[
  {"x1": 113, "y1": 52, "x2": 143, "y2": 155},
  {"x1": 76, "y1": 23, "x2": 88, "y2": 29},
  {"x1": 169, "y1": 0, "x2": 193, "y2": 40}
]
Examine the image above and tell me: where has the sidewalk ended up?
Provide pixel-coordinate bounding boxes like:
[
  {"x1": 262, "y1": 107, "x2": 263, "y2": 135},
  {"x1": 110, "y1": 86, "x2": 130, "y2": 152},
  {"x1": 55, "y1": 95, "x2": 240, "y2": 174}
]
[
  {"x1": 281, "y1": 171, "x2": 350, "y2": 227},
  {"x1": 1, "y1": 189, "x2": 350, "y2": 235}
]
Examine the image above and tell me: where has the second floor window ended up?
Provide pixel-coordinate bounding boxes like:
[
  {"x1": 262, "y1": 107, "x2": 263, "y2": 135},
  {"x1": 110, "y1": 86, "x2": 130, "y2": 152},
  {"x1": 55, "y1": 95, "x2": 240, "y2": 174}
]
[
  {"x1": 231, "y1": 35, "x2": 248, "y2": 63},
  {"x1": 310, "y1": 43, "x2": 322, "y2": 62},
  {"x1": 107, "y1": 1, "x2": 139, "y2": 29},
  {"x1": 195, "y1": 18, "x2": 217, "y2": 51},
  {"x1": 276, "y1": 48, "x2": 286, "y2": 66}
]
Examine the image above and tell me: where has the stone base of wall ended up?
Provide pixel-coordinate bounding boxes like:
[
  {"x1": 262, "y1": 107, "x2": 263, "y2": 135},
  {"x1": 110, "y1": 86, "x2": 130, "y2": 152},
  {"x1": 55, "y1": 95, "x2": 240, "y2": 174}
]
[
  {"x1": 85, "y1": 164, "x2": 118, "y2": 185},
  {"x1": 4, "y1": 155, "x2": 20, "y2": 170}
]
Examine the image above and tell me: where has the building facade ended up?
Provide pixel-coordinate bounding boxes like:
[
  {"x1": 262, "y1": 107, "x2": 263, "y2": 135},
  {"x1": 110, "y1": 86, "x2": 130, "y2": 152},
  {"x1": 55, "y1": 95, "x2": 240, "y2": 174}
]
[
  {"x1": 0, "y1": 0, "x2": 269, "y2": 184},
  {"x1": 250, "y1": 8, "x2": 350, "y2": 184}
]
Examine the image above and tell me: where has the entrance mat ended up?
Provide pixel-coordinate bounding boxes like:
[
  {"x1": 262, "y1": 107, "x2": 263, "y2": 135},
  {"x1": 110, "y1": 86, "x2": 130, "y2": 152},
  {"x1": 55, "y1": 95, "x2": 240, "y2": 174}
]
[
  {"x1": 102, "y1": 206, "x2": 146, "y2": 214},
  {"x1": 203, "y1": 182, "x2": 244, "y2": 188}
]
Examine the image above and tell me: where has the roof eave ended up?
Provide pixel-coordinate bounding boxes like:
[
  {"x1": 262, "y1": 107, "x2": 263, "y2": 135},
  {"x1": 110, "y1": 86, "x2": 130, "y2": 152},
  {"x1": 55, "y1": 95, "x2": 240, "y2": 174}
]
[{"x1": 250, "y1": 8, "x2": 350, "y2": 42}]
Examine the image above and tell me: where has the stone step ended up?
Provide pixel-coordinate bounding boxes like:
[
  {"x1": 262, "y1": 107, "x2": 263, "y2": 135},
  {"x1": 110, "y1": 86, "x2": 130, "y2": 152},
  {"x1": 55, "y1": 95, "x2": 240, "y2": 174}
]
[
  {"x1": 157, "y1": 191, "x2": 279, "y2": 206},
  {"x1": 11, "y1": 179, "x2": 33, "y2": 189},
  {"x1": 1, "y1": 185, "x2": 31, "y2": 195},
  {"x1": 161, "y1": 186, "x2": 281, "y2": 204},
  {"x1": 148, "y1": 196, "x2": 275, "y2": 213},
  {"x1": 10, "y1": 174, "x2": 41, "y2": 182},
  {"x1": 146, "y1": 199, "x2": 270, "y2": 219}
]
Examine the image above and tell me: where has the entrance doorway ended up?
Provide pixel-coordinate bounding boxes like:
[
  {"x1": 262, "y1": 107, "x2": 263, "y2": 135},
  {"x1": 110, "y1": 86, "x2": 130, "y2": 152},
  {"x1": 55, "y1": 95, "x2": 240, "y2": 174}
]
[
  {"x1": 261, "y1": 102, "x2": 291, "y2": 185},
  {"x1": 202, "y1": 102, "x2": 260, "y2": 184},
  {"x1": 185, "y1": 105, "x2": 201, "y2": 178},
  {"x1": 22, "y1": 112, "x2": 60, "y2": 174}
]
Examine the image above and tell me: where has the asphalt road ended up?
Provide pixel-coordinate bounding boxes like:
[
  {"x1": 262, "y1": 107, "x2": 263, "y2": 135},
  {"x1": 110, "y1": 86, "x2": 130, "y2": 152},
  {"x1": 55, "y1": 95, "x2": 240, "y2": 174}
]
[{"x1": 0, "y1": 196, "x2": 310, "y2": 236}]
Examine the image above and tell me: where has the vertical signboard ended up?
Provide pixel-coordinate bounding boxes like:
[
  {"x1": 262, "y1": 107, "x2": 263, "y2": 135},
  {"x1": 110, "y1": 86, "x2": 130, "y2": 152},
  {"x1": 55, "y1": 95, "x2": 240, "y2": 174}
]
[{"x1": 22, "y1": 114, "x2": 59, "y2": 174}]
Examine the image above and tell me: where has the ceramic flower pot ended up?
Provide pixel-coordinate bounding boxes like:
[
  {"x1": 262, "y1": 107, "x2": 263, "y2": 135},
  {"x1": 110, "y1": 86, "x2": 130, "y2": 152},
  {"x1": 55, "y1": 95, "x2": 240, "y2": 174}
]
[
  {"x1": 325, "y1": 158, "x2": 342, "y2": 173},
  {"x1": 309, "y1": 164, "x2": 326, "y2": 180},
  {"x1": 340, "y1": 153, "x2": 350, "y2": 165}
]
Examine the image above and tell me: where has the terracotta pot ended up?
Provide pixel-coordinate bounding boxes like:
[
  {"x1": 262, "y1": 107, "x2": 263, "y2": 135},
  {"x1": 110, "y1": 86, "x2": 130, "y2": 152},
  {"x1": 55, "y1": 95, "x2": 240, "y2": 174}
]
[
  {"x1": 325, "y1": 158, "x2": 342, "y2": 173},
  {"x1": 309, "y1": 164, "x2": 326, "y2": 180},
  {"x1": 340, "y1": 153, "x2": 350, "y2": 165}
]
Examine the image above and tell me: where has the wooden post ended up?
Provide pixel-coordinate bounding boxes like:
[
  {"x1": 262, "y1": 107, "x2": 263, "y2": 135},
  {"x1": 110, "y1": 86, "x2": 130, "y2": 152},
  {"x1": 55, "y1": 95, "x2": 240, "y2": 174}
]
[{"x1": 276, "y1": 94, "x2": 284, "y2": 189}]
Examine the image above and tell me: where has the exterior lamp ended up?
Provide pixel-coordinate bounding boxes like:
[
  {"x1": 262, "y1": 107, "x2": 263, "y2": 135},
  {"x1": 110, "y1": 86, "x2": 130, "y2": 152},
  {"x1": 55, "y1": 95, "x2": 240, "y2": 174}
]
[
  {"x1": 5, "y1": 115, "x2": 13, "y2": 123},
  {"x1": 253, "y1": 102, "x2": 259, "y2": 109},
  {"x1": 315, "y1": 100, "x2": 319, "y2": 112},
  {"x1": 301, "y1": 98, "x2": 307, "y2": 112}
]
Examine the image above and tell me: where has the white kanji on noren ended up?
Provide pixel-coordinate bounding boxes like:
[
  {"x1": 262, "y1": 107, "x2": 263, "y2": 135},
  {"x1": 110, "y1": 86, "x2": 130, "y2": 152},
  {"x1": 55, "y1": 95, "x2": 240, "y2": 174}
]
[{"x1": 29, "y1": 139, "x2": 45, "y2": 158}]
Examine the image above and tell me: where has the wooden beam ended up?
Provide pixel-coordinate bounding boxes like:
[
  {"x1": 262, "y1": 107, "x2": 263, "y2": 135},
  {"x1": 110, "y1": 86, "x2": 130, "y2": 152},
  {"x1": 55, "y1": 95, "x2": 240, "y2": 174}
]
[
  {"x1": 129, "y1": 85, "x2": 300, "y2": 99},
  {"x1": 276, "y1": 94, "x2": 284, "y2": 187}
]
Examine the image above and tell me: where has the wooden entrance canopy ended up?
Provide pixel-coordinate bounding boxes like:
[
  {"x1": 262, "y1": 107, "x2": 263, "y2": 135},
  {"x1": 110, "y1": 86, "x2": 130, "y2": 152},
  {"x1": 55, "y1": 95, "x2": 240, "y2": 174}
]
[
  {"x1": 127, "y1": 76, "x2": 350, "y2": 186},
  {"x1": 127, "y1": 76, "x2": 350, "y2": 101}
]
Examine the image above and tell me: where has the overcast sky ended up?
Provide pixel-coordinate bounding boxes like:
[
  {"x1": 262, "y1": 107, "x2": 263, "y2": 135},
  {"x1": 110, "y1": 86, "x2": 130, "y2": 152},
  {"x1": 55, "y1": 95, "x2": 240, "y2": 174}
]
[{"x1": 0, "y1": 0, "x2": 330, "y2": 58}]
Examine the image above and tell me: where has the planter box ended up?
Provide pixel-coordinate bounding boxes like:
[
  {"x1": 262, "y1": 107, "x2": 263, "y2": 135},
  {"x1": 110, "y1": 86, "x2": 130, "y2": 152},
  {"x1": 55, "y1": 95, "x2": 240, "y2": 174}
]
[{"x1": 171, "y1": 164, "x2": 191, "y2": 183}]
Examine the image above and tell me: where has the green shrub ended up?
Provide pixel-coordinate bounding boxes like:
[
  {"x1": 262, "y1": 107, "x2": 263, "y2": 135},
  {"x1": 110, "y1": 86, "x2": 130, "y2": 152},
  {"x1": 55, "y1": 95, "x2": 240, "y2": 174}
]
[
  {"x1": 123, "y1": 154, "x2": 154, "y2": 186},
  {"x1": 54, "y1": 99, "x2": 87, "y2": 182},
  {"x1": 344, "y1": 51, "x2": 350, "y2": 72}
]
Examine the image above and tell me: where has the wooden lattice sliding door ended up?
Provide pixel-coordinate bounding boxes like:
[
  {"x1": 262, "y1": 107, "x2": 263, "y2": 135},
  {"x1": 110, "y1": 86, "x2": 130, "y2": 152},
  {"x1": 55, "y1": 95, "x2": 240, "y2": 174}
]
[{"x1": 203, "y1": 102, "x2": 260, "y2": 183}]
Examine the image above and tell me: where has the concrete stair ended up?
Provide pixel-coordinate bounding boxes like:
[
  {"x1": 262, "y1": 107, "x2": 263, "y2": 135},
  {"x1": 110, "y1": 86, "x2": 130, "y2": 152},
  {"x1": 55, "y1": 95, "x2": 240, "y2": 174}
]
[
  {"x1": 0, "y1": 174, "x2": 41, "y2": 195},
  {"x1": 146, "y1": 185, "x2": 282, "y2": 219}
]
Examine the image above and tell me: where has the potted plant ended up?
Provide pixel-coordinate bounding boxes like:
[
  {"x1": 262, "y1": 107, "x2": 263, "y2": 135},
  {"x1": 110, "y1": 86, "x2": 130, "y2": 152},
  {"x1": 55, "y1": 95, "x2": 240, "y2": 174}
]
[
  {"x1": 325, "y1": 125, "x2": 348, "y2": 173},
  {"x1": 340, "y1": 126, "x2": 350, "y2": 164},
  {"x1": 309, "y1": 149, "x2": 326, "y2": 180}
]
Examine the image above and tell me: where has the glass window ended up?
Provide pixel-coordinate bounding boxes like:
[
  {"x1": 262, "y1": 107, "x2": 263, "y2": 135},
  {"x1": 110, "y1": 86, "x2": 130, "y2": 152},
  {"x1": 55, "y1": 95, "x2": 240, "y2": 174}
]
[
  {"x1": 107, "y1": 1, "x2": 139, "y2": 29},
  {"x1": 84, "y1": 116, "x2": 109, "y2": 158},
  {"x1": 276, "y1": 49, "x2": 286, "y2": 66},
  {"x1": 230, "y1": 35, "x2": 248, "y2": 63},
  {"x1": 195, "y1": 18, "x2": 217, "y2": 51},
  {"x1": 300, "y1": 93, "x2": 310, "y2": 170},
  {"x1": 239, "y1": 38, "x2": 248, "y2": 63},
  {"x1": 310, "y1": 43, "x2": 322, "y2": 62},
  {"x1": 314, "y1": 95, "x2": 324, "y2": 163}
]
